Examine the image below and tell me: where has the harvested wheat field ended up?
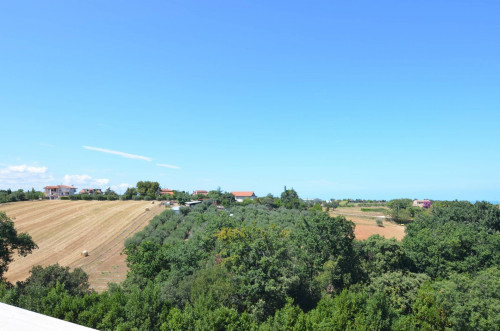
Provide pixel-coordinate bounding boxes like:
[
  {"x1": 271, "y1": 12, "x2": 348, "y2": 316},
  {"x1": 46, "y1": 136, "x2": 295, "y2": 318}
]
[
  {"x1": 330, "y1": 206, "x2": 406, "y2": 240},
  {"x1": 0, "y1": 200, "x2": 165, "y2": 291}
]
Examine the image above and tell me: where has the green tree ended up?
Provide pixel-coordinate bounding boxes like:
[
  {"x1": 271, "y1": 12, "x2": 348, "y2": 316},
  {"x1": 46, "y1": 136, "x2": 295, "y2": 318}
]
[
  {"x1": 261, "y1": 194, "x2": 277, "y2": 209},
  {"x1": 433, "y1": 267, "x2": 500, "y2": 330},
  {"x1": 281, "y1": 187, "x2": 300, "y2": 209},
  {"x1": 366, "y1": 271, "x2": 430, "y2": 314},
  {"x1": 216, "y1": 225, "x2": 301, "y2": 320},
  {"x1": 293, "y1": 213, "x2": 360, "y2": 295},
  {"x1": 123, "y1": 187, "x2": 138, "y2": 200},
  {"x1": 19, "y1": 264, "x2": 91, "y2": 296},
  {"x1": 410, "y1": 283, "x2": 450, "y2": 330},
  {"x1": 174, "y1": 191, "x2": 191, "y2": 205},
  {"x1": 403, "y1": 201, "x2": 500, "y2": 279},
  {"x1": 0, "y1": 212, "x2": 37, "y2": 279},
  {"x1": 137, "y1": 181, "x2": 160, "y2": 197},
  {"x1": 358, "y1": 235, "x2": 408, "y2": 277}
]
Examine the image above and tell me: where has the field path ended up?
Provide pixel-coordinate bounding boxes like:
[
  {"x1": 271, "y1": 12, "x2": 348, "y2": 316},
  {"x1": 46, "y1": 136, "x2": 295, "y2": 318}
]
[{"x1": 0, "y1": 200, "x2": 165, "y2": 291}]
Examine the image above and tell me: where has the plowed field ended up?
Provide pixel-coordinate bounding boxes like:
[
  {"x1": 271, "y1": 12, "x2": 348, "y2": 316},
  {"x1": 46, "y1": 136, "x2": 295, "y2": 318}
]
[
  {"x1": 0, "y1": 200, "x2": 165, "y2": 291},
  {"x1": 330, "y1": 207, "x2": 406, "y2": 240}
]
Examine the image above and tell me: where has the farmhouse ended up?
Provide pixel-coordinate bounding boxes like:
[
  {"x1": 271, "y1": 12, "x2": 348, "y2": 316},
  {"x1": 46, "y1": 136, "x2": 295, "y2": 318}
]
[
  {"x1": 192, "y1": 190, "x2": 208, "y2": 196},
  {"x1": 79, "y1": 188, "x2": 102, "y2": 195},
  {"x1": 232, "y1": 191, "x2": 256, "y2": 202},
  {"x1": 44, "y1": 185, "x2": 77, "y2": 200},
  {"x1": 413, "y1": 199, "x2": 431, "y2": 208},
  {"x1": 160, "y1": 189, "x2": 174, "y2": 196}
]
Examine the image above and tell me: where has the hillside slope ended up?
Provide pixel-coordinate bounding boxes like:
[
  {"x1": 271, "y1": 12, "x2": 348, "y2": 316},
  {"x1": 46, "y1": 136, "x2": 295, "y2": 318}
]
[{"x1": 0, "y1": 200, "x2": 165, "y2": 291}]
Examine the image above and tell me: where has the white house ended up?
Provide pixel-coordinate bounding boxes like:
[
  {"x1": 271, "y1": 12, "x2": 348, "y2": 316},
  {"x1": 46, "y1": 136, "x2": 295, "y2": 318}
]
[
  {"x1": 412, "y1": 199, "x2": 431, "y2": 208},
  {"x1": 231, "y1": 191, "x2": 256, "y2": 202},
  {"x1": 44, "y1": 185, "x2": 77, "y2": 200}
]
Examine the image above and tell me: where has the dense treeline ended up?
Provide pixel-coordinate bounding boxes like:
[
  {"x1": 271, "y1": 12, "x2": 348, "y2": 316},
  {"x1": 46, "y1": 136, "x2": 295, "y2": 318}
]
[
  {"x1": 0, "y1": 188, "x2": 44, "y2": 203},
  {"x1": 66, "y1": 188, "x2": 119, "y2": 201},
  {"x1": 1, "y1": 199, "x2": 499, "y2": 329}
]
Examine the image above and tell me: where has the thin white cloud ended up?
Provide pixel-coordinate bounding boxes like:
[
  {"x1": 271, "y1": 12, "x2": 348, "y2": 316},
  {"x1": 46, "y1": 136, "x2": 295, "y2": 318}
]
[
  {"x1": 63, "y1": 174, "x2": 109, "y2": 188},
  {"x1": 94, "y1": 178, "x2": 110, "y2": 186},
  {"x1": 3, "y1": 165, "x2": 48, "y2": 174},
  {"x1": 0, "y1": 164, "x2": 53, "y2": 189},
  {"x1": 156, "y1": 163, "x2": 181, "y2": 170},
  {"x1": 111, "y1": 183, "x2": 131, "y2": 194},
  {"x1": 83, "y1": 146, "x2": 152, "y2": 162}
]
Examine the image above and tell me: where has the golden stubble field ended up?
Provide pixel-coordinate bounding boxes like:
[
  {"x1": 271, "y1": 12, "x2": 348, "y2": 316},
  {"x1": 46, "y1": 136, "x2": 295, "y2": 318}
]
[
  {"x1": 0, "y1": 200, "x2": 165, "y2": 291},
  {"x1": 330, "y1": 206, "x2": 406, "y2": 240}
]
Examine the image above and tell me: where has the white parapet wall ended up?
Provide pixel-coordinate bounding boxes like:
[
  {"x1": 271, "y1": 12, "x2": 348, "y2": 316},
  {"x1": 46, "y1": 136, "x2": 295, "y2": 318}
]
[{"x1": 0, "y1": 302, "x2": 97, "y2": 331}]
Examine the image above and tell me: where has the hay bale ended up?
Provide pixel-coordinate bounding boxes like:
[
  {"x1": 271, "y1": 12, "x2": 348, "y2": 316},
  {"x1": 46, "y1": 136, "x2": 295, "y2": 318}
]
[{"x1": 81, "y1": 250, "x2": 89, "y2": 257}]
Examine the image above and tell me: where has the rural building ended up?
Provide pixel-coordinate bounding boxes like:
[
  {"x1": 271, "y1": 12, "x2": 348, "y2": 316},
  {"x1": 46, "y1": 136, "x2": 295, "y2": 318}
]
[
  {"x1": 232, "y1": 191, "x2": 256, "y2": 202},
  {"x1": 192, "y1": 190, "x2": 208, "y2": 196},
  {"x1": 160, "y1": 189, "x2": 174, "y2": 196},
  {"x1": 79, "y1": 188, "x2": 102, "y2": 195},
  {"x1": 413, "y1": 199, "x2": 431, "y2": 208},
  {"x1": 44, "y1": 185, "x2": 77, "y2": 199},
  {"x1": 185, "y1": 200, "x2": 203, "y2": 208}
]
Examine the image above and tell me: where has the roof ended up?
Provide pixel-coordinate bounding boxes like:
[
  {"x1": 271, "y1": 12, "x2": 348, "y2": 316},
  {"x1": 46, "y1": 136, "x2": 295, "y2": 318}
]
[
  {"x1": 0, "y1": 302, "x2": 96, "y2": 330},
  {"x1": 79, "y1": 189, "x2": 102, "y2": 193},
  {"x1": 44, "y1": 185, "x2": 76, "y2": 189},
  {"x1": 231, "y1": 191, "x2": 255, "y2": 197},
  {"x1": 185, "y1": 200, "x2": 203, "y2": 205},
  {"x1": 194, "y1": 190, "x2": 208, "y2": 193},
  {"x1": 160, "y1": 189, "x2": 174, "y2": 194}
]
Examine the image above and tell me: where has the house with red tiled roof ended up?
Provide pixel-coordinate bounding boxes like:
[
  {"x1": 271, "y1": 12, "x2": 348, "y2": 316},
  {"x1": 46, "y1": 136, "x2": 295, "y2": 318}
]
[
  {"x1": 160, "y1": 188, "x2": 174, "y2": 196},
  {"x1": 231, "y1": 191, "x2": 256, "y2": 202},
  {"x1": 192, "y1": 190, "x2": 208, "y2": 196},
  {"x1": 79, "y1": 188, "x2": 102, "y2": 195},
  {"x1": 44, "y1": 185, "x2": 77, "y2": 200}
]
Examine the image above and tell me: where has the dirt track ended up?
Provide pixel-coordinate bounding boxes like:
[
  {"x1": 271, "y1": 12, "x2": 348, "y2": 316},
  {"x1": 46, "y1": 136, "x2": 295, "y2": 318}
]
[{"x1": 0, "y1": 200, "x2": 165, "y2": 291}]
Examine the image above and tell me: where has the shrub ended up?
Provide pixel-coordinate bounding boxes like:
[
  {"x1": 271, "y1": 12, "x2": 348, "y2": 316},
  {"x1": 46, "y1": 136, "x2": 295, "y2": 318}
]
[
  {"x1": 376, "y1": 219, "x2": 384, "y2": 227},
  {"x1": 60, "y1": 196, "x2": 69, "y2": 200},
  {"x1": 179, "y1": 206, "x2": 190, "y2": 216}
]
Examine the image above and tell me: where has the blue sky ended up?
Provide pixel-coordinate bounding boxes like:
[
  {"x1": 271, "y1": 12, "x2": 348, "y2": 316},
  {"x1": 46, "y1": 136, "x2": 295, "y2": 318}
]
[{"x1": 1, "y1": 0, "x2": 499, "y2": 200}]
